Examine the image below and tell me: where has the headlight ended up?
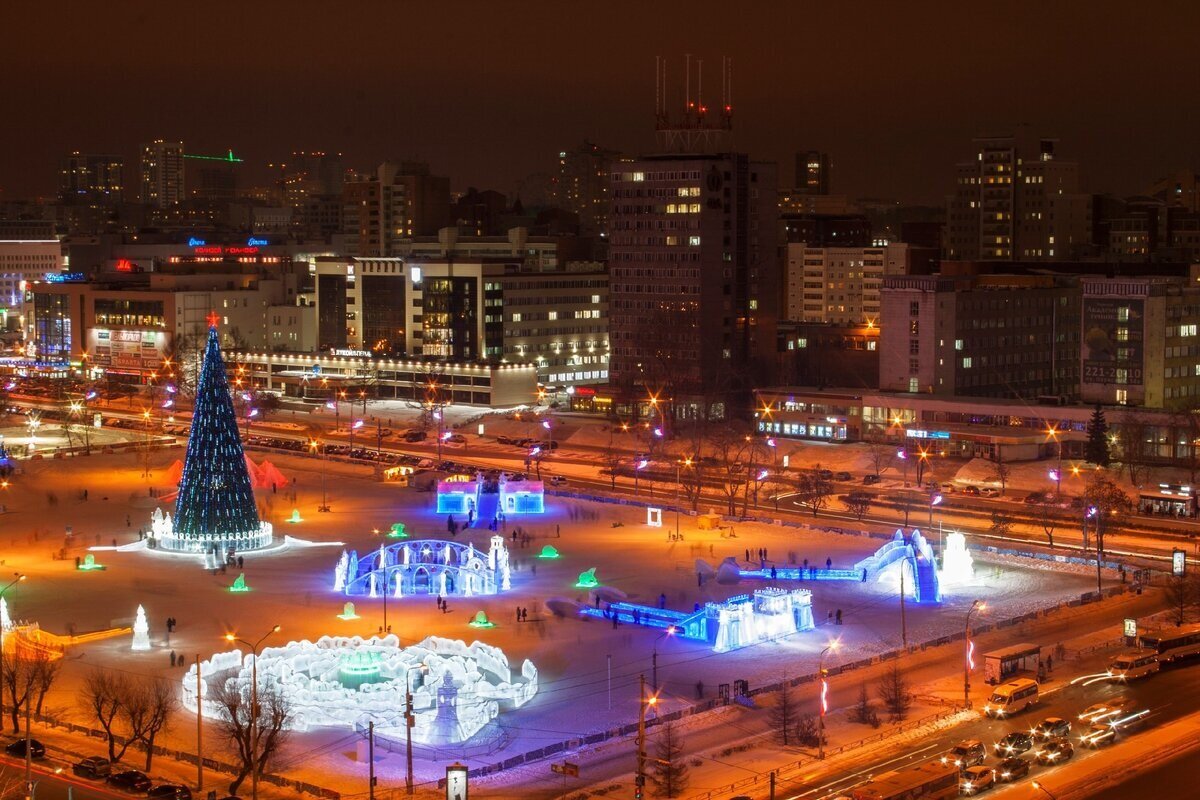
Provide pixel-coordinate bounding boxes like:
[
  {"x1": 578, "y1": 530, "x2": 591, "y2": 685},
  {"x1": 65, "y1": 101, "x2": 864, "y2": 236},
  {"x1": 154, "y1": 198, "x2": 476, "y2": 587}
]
[
  {"x1": 1001, "y1": 772, "x2": 1011, "y2": 779},
  {"x1": 963, "y1": 783, "x2": 973, "y2": 791}
]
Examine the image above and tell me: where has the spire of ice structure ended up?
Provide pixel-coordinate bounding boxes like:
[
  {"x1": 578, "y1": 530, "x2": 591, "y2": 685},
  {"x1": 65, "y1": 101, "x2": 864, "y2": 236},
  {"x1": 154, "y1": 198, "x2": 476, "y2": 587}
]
[
  {"x1": 153, "y1": 321, "x2": 273, "y2": 555},
  {"x1": 0, "y1": 597, "x2": 9, "y2": 632}
]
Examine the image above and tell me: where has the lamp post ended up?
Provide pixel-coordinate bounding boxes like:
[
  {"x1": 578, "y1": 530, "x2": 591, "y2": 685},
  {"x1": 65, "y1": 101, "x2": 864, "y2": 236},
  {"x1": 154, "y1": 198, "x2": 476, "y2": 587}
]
[
  {"x1": 310, "y1": 439, "x2": 329, "y2": 512},
  {"x1": 963, "y1": 600, "x2": 984, "y2": 708},
  {"x1": 1046, "y1": 427, "x2": 1063, "y2": 496},
  {"x1": 634, "y1": 458, "x2": 648, "y2": 496},
  {"x1": 225, "y1": 625, "x2": 280, "y2": 800},
  {"x1": 1032, "y1": 781, "x2": 1058, "y2": 800},
  {"x1": 897, "y1": 448, "x2": 908, "y2": 486},
  {"x1": 636, "y1": 675, "x2": 656, "y2": 799},
  {"x1": 766, "y1": 438, "x2": 779, "y2": 510},
  {"x1": 652, "y1": 626, "x2": 676, "y2": 692},
  {"x1": 818, "y1": 639, "x2": 840, "y2": 759},
  {"x1": 674, "y1": 459, "x2": 691, "y2": 539},
  {"x1": 0, "y1": 575, "x2": 24, "y2": 755},
  {"x1": 349, "y1": 419, "x2": 364, "y2": 455},
  {"x1": 929, "y1": 492, "x2": 943, "y2": 527}
]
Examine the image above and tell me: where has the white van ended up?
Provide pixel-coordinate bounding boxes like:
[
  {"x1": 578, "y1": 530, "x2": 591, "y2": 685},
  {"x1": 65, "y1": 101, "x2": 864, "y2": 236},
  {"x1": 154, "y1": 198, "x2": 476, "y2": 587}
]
[
  {"x1": 983, "y1": 678, "x2": 1039, "y2": 718},
  {"x1": 1108, "y1": 651, "x2": 1159, "y2": 681}
]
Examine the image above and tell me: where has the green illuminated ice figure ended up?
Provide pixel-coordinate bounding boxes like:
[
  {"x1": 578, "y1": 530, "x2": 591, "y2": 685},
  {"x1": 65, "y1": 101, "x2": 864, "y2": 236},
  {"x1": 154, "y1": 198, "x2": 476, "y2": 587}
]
[
  {"x1": 78, "y1": 553, "x2": 104, "y2": 571},
  {"x1": 337, "y1": 602, "x2": 360, "y2": 620},
  {"x1": 468, "y1": 611, "x2": 496, "y2": 628},
  {"x1": 289, "y1": 508, "x2": 303, "y2": 524},
  {"x1": 230, "y1": 573, "x2": 249, "y2": 593},
  {"x1": 538, "y1": 545, "x2": 560, "y2": 559},
  {"x1": 388, "y1": 522, "x2": 408, "y2": 538},
  {"x1": 575, "y1": 567, "x2": 599, "y2": 589}
]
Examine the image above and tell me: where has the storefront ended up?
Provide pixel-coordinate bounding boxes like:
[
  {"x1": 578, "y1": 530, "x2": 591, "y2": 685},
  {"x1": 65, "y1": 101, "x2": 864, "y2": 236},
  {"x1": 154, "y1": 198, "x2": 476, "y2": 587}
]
[{"x1": 1138, "y1": 484, "x2": 1197, "y2": 517}]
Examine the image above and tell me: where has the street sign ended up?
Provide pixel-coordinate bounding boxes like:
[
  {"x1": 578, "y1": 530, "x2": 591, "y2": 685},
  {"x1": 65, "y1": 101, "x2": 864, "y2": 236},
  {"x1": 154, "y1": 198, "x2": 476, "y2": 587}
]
[
  {"x1": 445, "y1": 763, "x2": 468, "y2": 800},
  {"x1": 551, "y1": 762, "x2": 580, "y2": 777},
  {"x1": 1123, "y1": 618, "x2": 1137, "y2": 638},
  {"x1": 1173, "y1": 549, "x2": 1187, "y2": 576}
]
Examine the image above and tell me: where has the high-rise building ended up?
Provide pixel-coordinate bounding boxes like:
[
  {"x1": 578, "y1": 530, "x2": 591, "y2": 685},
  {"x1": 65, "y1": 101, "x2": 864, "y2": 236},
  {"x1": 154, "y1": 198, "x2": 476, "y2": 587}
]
[
  {"x1": 59, "y1": 152, "x2": 123, "y2": 205},
  {"x1": 794, "y1": 150, "x2": 830, "y2": 194},
  {"x1": 784, "y1": 243, "x2": 915, "y2": 324},
  {"x1": 945, "y1": 132, "x2": 1092, "y2": 261},
  {"x1": 0, "y1": 220, "x2": 62, "y2": 333},
  {"x1": 139, "y1": 140, "x2": 185, "y2": 208},
  {"x1": 341, "y1": 161, "x2": 450, "y2": 256},
  {"x1": 184, "y1": 150, "x2": 242, "y2": 203},
  {"x1": 608, "y1": 153, "x2": 779, "y2": 417},
  {"x1": 551, "y1": 141, "x2": 619, "y2": 234}
]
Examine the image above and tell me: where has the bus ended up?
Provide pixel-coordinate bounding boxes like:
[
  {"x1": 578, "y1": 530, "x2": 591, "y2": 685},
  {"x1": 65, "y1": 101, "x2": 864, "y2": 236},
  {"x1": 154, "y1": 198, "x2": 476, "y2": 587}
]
[
  {"x1": 983, "y1": 678, "x2": 1039, "y2": 718},
  {"x1": 1107, "y1": 651, "x2": 1160, "y2": 681},
  {"x1": 1139, "y1": 623, "x2": 1200, "y2": 663},
  {"x1": 849, "y1": 760, "x2": 959, "y2": 800}
]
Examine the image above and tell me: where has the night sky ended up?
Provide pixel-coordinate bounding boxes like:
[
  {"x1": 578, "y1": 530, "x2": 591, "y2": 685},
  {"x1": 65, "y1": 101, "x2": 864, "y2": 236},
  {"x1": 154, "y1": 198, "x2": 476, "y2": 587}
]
[{"x1": 4, "y1": 0, "x2": 1198, "y2": 204}]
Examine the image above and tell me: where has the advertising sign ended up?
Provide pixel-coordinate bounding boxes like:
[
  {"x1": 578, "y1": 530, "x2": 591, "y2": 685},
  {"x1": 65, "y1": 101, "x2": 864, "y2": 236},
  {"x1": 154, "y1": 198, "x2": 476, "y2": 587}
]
[
  {"x1": 1174, "y1": 548, "x2": 1187, "y2": 577},
  {"x1": 1082, "y1": 298, "x2": 1144, "y2": 385},
  {"x1": 445, "y1": 764, "x2": 468, "y2": 800},
  {"x1": 1123, "y1": 618, "x2": 1137, "y2": 638},
  {"x1": 89, "y1": 328, "x2": 169, "y2": 373}
]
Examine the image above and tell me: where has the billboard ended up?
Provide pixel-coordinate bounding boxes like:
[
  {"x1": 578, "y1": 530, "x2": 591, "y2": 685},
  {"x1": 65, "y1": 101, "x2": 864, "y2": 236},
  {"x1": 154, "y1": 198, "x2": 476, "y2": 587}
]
[
  {"x1": 1082, "y1": 299, "x2": 1143, "y2": 385},
  {"x1": 89, "y1": 328, "x2": 169, "y2": 373}
]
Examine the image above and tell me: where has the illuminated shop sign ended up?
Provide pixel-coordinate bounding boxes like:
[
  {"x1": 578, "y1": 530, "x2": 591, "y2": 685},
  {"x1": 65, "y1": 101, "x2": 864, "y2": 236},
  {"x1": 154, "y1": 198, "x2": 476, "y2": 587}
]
[
  {"x1": 190, "y1": 236, "x2": 269, "y2": 255},
  {"x1": 905, "y1": 429, "x2": 951, "y2": 440},
  {"x1": 43, "y1": 272, "x2": 86, "y2": 283}
]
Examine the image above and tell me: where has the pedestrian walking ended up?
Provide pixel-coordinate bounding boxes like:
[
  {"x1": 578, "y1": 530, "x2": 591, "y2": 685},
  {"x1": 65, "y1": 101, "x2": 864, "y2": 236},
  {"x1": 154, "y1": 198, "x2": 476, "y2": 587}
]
[
  {"x1": 826, "y1": 557, "x2": 832, "y2": 570},
  {"x1": 237, "y1": 556, "x2": 244, "y2": 569},
  {"x1": 836, "y1": 609, "x2": 843, "y2": 625},
  {"x1": 658, "y1": 593, "x2": 667, "y2": 609},
  {"x1": 170, "y1": 651, "x2": 177, "y2": 667}
]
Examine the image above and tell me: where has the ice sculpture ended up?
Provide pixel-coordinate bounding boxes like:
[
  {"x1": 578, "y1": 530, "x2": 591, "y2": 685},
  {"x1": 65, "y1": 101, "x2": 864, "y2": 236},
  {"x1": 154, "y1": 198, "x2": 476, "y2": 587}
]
[
  {"x1": 132, "y1": 605, "x2": 151, "y2": 651},
  {"x1": 230, "y1": 573, "x2": 249, "y2": 593},
  {"x1": 575, "y1": 568, "x2": 599, "y2": 588},
  {"x1": 940, "y1": 532, "x2": 975, "y2": 586},
  {"x1": 538, "y1": 545, "x2": 560, "y2": 559},
  {"x1": 335, "y1": 538, "x2": 512, "y2": 598},
  {"x1": 182, "y1": 634, "x2": 538, "y2": 745}
]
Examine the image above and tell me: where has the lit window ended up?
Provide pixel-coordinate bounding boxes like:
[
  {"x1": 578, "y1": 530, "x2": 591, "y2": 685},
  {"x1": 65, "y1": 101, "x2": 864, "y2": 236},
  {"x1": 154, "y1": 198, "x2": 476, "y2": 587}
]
[
  {"x1": 632, "y1": 172, "x2": 645, "y2": 182},
  {"x1": 688, "y1": 236, "x2": 701, "y2": 246},
  {"x1": 962, "y1": 357, "x2": 973, "y2": 368},
  {"x1": 954, "y1": 339, "x2": 964, "y2": 351}
]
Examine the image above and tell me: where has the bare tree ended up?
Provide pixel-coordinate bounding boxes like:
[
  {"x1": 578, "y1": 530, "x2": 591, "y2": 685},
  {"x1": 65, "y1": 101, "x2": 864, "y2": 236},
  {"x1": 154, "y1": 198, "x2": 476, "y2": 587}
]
[
  {"x1": 796, "y1": 467, "x2": 833, "y2": 517},
  {"x1": 794, "y1": 712, "x2": 821, "y2": 747},
  {"x1": 211, "y1": 679, "x2": 292, "y2": 796},
  {"x1": 990, "y1": 446, "x2": 1010, "y2": 495},
  {"x1": 842, "y1": 494, "x2": 872, "y2": 521},
  {"x1": 769, "y1": 681, "x2": 798, "y2": 746},
  {"x1": 875, "y1": 664, "x2": 912, "y2": 722},
  {"x1": 132, "y1": 678, "x2": 176, "y2": 771},
  {"x1": 3, "y1": 648, "x2": 59, "y2": 734},
  {"x1": 83, "y1": 670, "x2": 132, "y2": 762},
  {"x1": 648, "y1": 721, "x2": 689, "y2": 798},
  {"x1": 601, "y1": 428, "x2": 623, "y2": 491},
  {"x1": 1165, "y1": 573, "x2": 1200, "y2": 626},
  {"x1": 866, "y1": 443, "x2": 895, "y2": 480},
  {"x1": 989, "y1": 511, "x2": 1014, "y2": 538},
  {"x1": 1082, "y1": 475, "x2": 1134, "y2": 593},
  {"x1": 1114, "y1": 413, "x2": 1152, "y2": 488},
  {"x1": 1032, "y1": 497, "x2": 1058, "y2": 548}
]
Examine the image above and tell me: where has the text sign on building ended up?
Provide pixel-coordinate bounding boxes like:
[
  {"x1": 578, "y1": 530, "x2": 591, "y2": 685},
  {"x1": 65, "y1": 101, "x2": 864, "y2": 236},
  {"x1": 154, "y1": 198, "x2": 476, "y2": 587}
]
[
  {"x1": 1174, "y1": 549, "x2": 1187, "y2": 577},
  {"x1": 1123, "y1": 618, "x2": 1137, "y2": 638},
  {"x1": 1082, "y1": 298, "x2": 1144, "y2": 385},
  {"x1": 88, "y1": 328, "x2": 168, "y2": 372},
  {"x1": 905, "y1": 429, "x2": 950, "y2": 440}
]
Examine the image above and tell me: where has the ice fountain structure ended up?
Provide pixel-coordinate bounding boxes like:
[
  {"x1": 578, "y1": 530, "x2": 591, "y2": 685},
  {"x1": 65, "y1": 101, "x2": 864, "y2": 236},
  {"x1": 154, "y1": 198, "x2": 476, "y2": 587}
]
[
  {"x1": 335, "y1": 536, "x2": 511, "y2": 598},
  {"x1": 182, "y1": 635, "x2": 538, "y2": 745},
  {"x1": 939, "y1": 531, "x2": 975, "y2": 586}
]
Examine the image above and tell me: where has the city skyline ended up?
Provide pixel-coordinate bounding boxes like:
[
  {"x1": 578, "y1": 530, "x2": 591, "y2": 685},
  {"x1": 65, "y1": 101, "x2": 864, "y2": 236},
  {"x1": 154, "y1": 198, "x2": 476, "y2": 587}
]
[{"x1": 4, "y1": 0, "x2": 1200, "y2": 203}]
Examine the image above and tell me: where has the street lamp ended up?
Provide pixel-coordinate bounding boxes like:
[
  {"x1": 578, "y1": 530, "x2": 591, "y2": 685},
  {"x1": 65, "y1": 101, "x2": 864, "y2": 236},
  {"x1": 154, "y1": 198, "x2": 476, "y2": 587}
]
[
  {"x1": 652, "y1": 626, "x2": 676, "y2": 692},
  {"x1": 818, "y1": 639, "x2": 840, "y2": 759},
  {"x1": 402, "y1": 663, "x2": 427, "y2": 795},
  {"x1": 766, "y1": 438, "x2": 779, "y2": 510},
  {"x1": 675, "y1": 458, "x2": 692, "y2": 534},
  {"x1": 963, "y1": 600, "x2": 985, "y2": 708},
  {"x1": 349, "y1": 418, "x2": 364, "y2": 454},
  {"x1": 1032, "y1": 781, "x2": 1058, "y2": 800},
  {"x1": 309, "y1": 439, "x2": 329, "y2": 512},
  {"x1": 1046, "y1": 427, "x2": 1063, "y2": 496},
  {"x1": 929, "y1": 492, "x2": 943, "y2": 526},
  {"x1": 225, "y1": 625, "x2": 281, "y2": 800}
]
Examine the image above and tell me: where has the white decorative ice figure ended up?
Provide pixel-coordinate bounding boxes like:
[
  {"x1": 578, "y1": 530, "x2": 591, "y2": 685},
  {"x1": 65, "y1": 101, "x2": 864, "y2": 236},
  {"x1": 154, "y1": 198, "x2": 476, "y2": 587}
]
[
  {"x1": 0, "y1": 597, "x2": 9, "y2": 632},
  {"x1": 402, "y1": 545, "x2": 410, "y2": 565},
  {"x1": 395, "y1": 575, "x2": 404, "y2": 598},
  {"x1": 334, "y1": 550, "x2": 349, "y2": 592},
  {"x1": 940, "y1": 532, "x2": 975, "y2": 586},
  {"x1": 438, "y1": 572, "x2": 448, "y2": 597},
  {"x1": 132, "y1": 605, "x2": 151, "y2": 651},
  {"x1": 378, "y1": 544, "x2": 387, "y2": 569},
  {"x1": 369, "y1": 573, "x2": 378, "y2": 598},
  {"x1": 464, "y1": 574, "x2": 474, "y2": 597},
  {"x1": 443, "y1": 544, "x2": 452, "y2": 564}
]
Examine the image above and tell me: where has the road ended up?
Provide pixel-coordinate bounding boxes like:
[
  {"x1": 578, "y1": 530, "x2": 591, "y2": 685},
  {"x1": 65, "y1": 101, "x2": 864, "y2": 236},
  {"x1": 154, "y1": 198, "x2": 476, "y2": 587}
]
[
  {"x1": 777, "y1": 660, "x2": 1200, "y2": 800},
  {"x1": 1086, "y1": 739, "x2": 1200, "y2": 798},
  {"x1": 0, "y1": 761, "x2": 139, "y2": 799}
]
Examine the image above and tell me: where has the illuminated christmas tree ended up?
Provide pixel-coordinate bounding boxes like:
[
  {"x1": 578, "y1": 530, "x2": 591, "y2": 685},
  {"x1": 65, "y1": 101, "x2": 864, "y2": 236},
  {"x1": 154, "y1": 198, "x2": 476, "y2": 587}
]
[{"x1": 154, "y1": 314, "x2": 272, "y2": 555}]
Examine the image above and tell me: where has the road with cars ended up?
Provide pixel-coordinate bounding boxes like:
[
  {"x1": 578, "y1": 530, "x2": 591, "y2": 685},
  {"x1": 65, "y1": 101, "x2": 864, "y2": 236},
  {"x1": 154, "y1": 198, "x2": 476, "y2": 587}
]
[{"x1": 777, "y1": 660, "x2": 1200, "y2": 799}]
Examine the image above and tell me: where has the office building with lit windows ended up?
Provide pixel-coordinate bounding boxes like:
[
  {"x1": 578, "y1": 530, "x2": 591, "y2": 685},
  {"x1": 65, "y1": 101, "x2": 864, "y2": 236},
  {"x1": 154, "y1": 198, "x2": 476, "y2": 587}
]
[
  {"x1": 0, "y1": 222, "x2": 63, "y2": 332},
  {"x1": 59, "y1": 152, "x2": 124, "y2": 205},
  {"x1": 784, "y1": 243, "x2": 914, "y2": 324},
  {"x1": 139, "y1": 140, "x2": 186, "y2": 208},
  {"x1": 608, "y1": 153, "x2": 779, "y2": 416}
]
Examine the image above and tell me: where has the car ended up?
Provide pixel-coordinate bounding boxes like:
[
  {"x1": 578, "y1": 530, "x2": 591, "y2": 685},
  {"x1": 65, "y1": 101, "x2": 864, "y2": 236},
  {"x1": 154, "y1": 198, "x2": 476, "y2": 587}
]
[
  {"x1": 5, "y1": 739, "x2": 45, "y2": 759},
  {"x1": 995, "y1": 757, "x2": 1030, "y2": 782},
  {"x1": 961, "y1": 485, "x2": 981, "y2": 496},
  {"x1": 1078, "y1": 698, "x2": 1128, "y2": 723},
  {"x1": 993, "y1": 731, "x2": 1033, "y2": 757},
  {"x1": 980, "y1": 487, "x2": 1001, "y2": 498},
  {"x1": 941, "y1": 739, "x2": 987, "y2": 770},
  {"x1": 1024, "y1": 492, "x2": 1050, "y2": 504},
  {"x1": 496, "y1": 435, "x2": 514, "y2": 445},
  {"x1": 960, "y1": 765, "x2": 996, "y2": 795},
  {"x1": 446, "y1": 434, "x2": 467, "y2": 444},
  {"x1": 1111, "y1": 708, "x2": 1151, "y2": 733},
  {"x1": 1034, "y1": 737, "x2": 1074, "y2": 765},
  {"x1": 148, "y1": 784, "x2": 192, "y2": 799},
  {"x1": 73, "y1": 756, "x2": 112, "y2": 778},
  {"x1": 1033, "y1": 716, "x2": 1071, "y2": 740},
  {"x1": 862, "y1": 474, "x2": 881, "y2": 485},
  {"x1": 1079, "y1": 723, "x2": 1117, "y2": 748},
  {"x1": 940, "y1": 482, "x2": 956, "y2": 493},
  {"x1": 817, "y1": 469, "x2": 834, "y2": 480},
  {"x1": 549, "y1": 476, "x2": 568, "y2": 486},
  {"x1": 107, "y1": 770, "x2": 153, "y2": 792},
  {"x1": 835, "y1": 471, "x2": 853, "y2": 481}
]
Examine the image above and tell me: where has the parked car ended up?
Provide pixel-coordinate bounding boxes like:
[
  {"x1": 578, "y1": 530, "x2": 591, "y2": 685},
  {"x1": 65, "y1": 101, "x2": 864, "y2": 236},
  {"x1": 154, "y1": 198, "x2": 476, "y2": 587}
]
[
  {"x1": 862, "y1": 474, "x2": 881, "y2": 485},
  {"x1": 1034, "y1": 737, "x2": 1074, "y2": 764},
  {"x1": 960, "y1": 765, "x2": 996, "y2": 795},
  {"x1": 979, "y1": 487, "x2": 1001, "y2": 498},
  {"x1": 73, "y1": 756, "x2": 112, "y2": 778},
  {"x1": 1024, "y1": 492, "x2": 1050, "y2": 504},
  {"x1": 995, "y1": 757, "x2": 1030, "y2": 782},
  {"x1": 835, "y1": 471, "x2": 853, "y2": 481},
  {"x1": 817, "y1": 469, "x2": 834, "y2": 480},
  {"x1": 148, "y1": 785, "x2": 193, "y2": 799},
  {"x1": 549, "y1": 475, "x2": 568, "y2": 486},
  {"x1": 961, "y1": 485, "x2": 981, "y2": 496},
  {"x1": 940, "y1": 482, "x2": 957, "y2": 493},
  {"x1": 5, "y1": 739, "x2": 45, "y2": 760},
  {"x1": 446, "y1": 434, "x2": 467, "y2": 444},
  {"x1": 1033, "y1": 716, "x2": 1071, "y2": 740},
  {"x1": 107, "y1": 770, "x2": 153, "y2": 792},
  {"x1": 993, "y1": 731, "x2": 1033, "y2": 757}
]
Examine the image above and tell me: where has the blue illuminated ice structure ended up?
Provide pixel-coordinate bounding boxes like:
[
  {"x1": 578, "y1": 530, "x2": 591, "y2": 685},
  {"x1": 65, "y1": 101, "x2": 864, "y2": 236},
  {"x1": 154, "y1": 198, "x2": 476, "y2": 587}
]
[
  {"x1": 335, "y1": 536, "x2": 511, "y2": 598},
  {"x1": 579, "y1": 588, "x2": 815, "y2": 653},
  {"x1": 855, "y1": 529, "x2": 942, "y2": 603},
  {"x1": 437, "y1": 472, "x2": 544, "y2": 516}
]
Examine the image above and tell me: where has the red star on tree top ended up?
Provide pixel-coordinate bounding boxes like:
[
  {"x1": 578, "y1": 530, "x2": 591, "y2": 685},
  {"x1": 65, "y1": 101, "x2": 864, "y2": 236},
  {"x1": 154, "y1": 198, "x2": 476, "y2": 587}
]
[{"x1": 206, "y1": 310, "x2": 220, "y2": 329}]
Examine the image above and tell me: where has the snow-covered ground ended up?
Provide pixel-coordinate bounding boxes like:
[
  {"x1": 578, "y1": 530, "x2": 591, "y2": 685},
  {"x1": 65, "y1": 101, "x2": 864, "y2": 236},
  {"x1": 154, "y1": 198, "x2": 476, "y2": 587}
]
[{"x1": 0, "y1": 447, "x2": 1101, "y2": 798}]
